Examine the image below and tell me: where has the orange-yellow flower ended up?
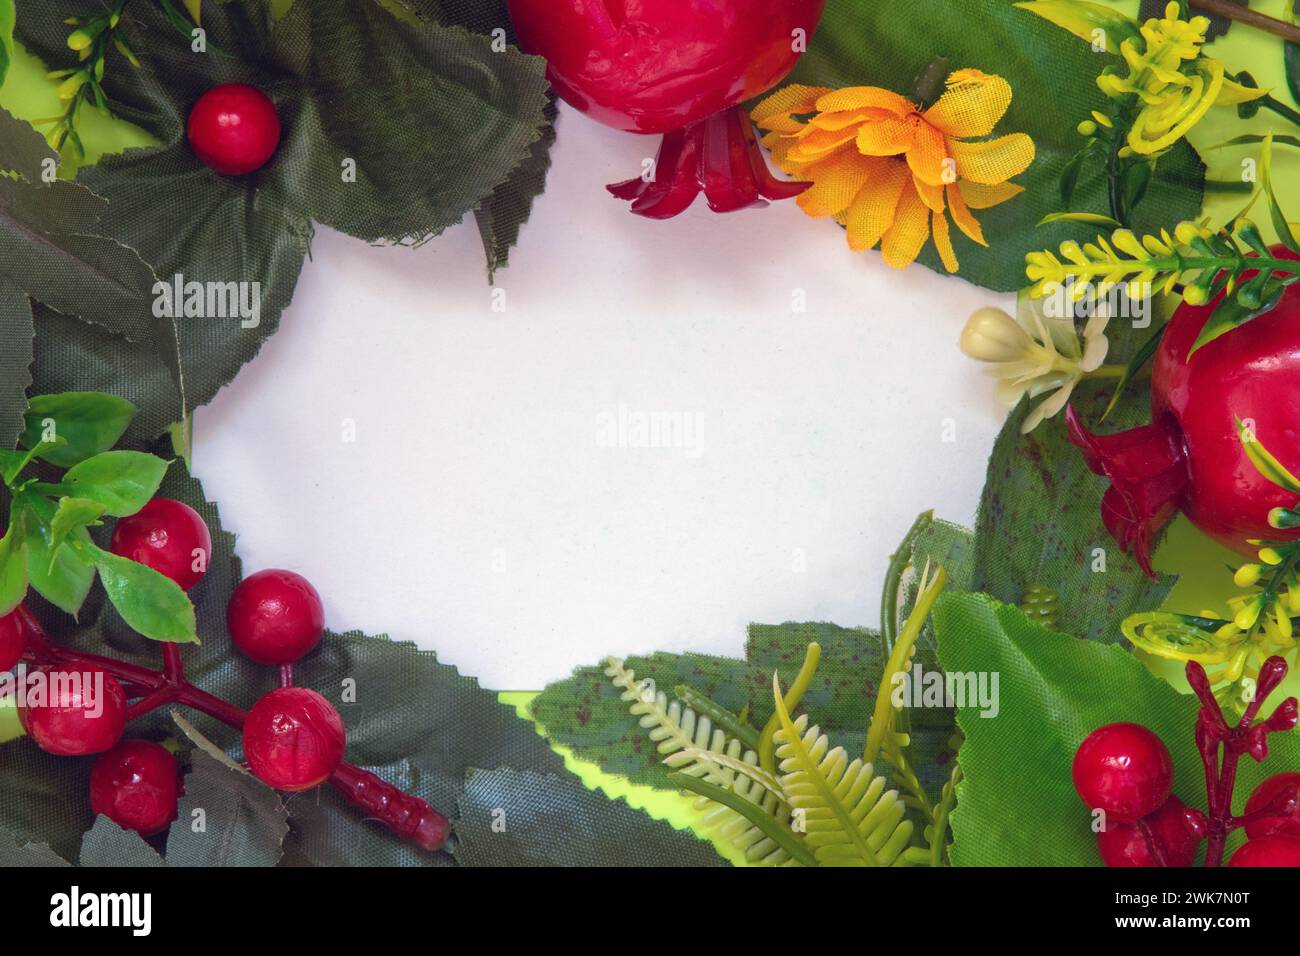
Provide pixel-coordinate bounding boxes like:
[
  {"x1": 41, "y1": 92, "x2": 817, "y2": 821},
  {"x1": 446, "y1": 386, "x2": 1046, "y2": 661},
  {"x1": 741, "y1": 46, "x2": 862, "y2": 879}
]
[{"x1": 752, "y1": 70, "x2": 1035, "y2": 272}]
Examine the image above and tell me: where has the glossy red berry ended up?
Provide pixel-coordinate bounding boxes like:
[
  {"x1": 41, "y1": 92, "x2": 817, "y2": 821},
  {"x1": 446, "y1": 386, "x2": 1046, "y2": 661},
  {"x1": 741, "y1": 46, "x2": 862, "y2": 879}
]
[
  {"x1": 1229, "y1": 835, "x2": 1300, "y2": 867},
  {"x1": 89, "y1": 740, "x2": 180, "y2": 837},
  {"x1": 1096, "y1": 796, "x2": 1206, "y2": 867},
  {"x1": 187, "y1": 83, "x2": 281, "y2": 175},
  {"x1": 243, "y1": 687, "x2": 345, "y2": 792},
  {"x1": 19, "y1": 665, "x2": 127, "y2": 756},
  {"x1": 0, "y1": 606, "x2": 31, "y2": 672},
  {"x1": 110, "y1": 498, "x2": 213, "y2": 591},
  {"x1": 1073, "y1": 723, "x2": 1173, "y2": 823},
  {"x1": 1244, "y1": 772, "x2": 1300, "y2": 840},
  {"x1": 227, "y1": 569, "x2": 324, "y2": 665}
]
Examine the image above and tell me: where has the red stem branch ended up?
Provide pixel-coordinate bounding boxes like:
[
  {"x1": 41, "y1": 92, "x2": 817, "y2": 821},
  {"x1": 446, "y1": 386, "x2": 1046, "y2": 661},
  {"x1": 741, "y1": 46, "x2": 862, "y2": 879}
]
[{"x1": 16, "y1": 606, "x2": 449, "y2": 853}]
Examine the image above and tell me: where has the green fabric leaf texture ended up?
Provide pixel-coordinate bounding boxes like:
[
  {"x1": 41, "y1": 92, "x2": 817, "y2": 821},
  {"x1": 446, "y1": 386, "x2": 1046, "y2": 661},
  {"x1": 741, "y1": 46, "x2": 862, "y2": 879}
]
[
  {"x1": 455, "y1": 768, "x2": 727, "y2": 867},
  {"x1": 0, "y1": 280, "x2": 33, "y2": 451},
  {"x1": 934, "y1": 591, "x2": 1300, "y2": 866},
  {"x1": 79, "y1": 816, "x2": 165, "y2": 868}
]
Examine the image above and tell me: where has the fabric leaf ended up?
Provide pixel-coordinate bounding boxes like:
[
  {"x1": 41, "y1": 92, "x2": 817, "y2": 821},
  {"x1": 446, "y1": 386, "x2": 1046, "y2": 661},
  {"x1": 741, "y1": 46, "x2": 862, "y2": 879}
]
[
  {"x1": 0, "y1": 279, "x2": 33, "y2": 450},
  {"x1": 454, "y1": 768, "x2": 727, "y2": 867},
  {"x1": 165, "y1": 748, "x2": 288, "y2": 867},
  {"x1": 78, "y1": 816, "x2": 165, "y2": 867}
]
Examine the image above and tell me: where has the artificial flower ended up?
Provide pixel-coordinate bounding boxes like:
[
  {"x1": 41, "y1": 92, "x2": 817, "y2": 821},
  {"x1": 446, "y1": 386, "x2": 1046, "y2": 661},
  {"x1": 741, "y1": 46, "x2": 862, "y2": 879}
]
[
  {"x1": 960, "y1": 298, "x2": 1109, "y2": 433},
  {"x1": 1096, "y1": 2, "x2": 1267, "y2": 157},
  {"x1": 752, "y1": 69, "x2": 1035, "y2": 272}
]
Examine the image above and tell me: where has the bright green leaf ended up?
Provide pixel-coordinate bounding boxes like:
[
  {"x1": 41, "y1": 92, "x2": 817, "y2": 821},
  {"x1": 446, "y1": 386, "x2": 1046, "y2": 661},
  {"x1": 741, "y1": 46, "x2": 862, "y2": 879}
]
[
  {"x1": 0, "y1": 519, "x2": 28, "y2": 616},
  {"x1": 48, "y1": 496, "x2": 106, "y2": 553},
  {"x1": 1261, "y1": 132, "x2": 1300, "y2": 254},
  {"x1": 91, "y1": 546, "x2": 197, "y2": 643},
  {"x1": 0, "y1": 0, "x2": 13, "y2": 86},
  {"x1": 1038, "y1": 211, "x2": 1122, "y2": 228},
  {"x1": 1189, "y1": 280, "x2": 1287, "y2": 357},
  {"x1": 20, "y1": 392, "x2": 135, "y2": 468},
  {"x1": 935, "y1": 591, "x2": 1300, "y2": 865},
  {"x1": 23, "y1": 521, "x2": 94, "y2": 617},
  {"x1": 50, "y1": 450, "x2": 169, "y2": 516}
]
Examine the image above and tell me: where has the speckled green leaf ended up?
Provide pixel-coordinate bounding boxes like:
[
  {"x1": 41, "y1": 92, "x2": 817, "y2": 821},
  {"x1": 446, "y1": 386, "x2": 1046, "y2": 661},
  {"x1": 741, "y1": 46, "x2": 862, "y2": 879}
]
[{"x1": 971, "y1": 376, "x2": 1174, "y2": 642}]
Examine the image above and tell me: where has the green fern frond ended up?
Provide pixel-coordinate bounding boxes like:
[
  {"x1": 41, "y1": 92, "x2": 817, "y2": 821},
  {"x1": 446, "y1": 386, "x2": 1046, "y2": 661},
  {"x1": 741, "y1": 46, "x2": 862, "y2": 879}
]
[
  {"x1": 605, "y1": 658, "x2": 794, "y2": 864},
  {"x1": 772, "y1": 678, "x2": 925, "y2": 867}
]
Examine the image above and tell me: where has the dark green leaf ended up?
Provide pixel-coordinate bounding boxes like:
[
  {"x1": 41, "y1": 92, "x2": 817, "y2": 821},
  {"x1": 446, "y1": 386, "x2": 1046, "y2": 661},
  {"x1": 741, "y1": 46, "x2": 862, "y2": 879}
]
[
  {"x1": 1189, "y1": 279, "x2": 1287, "y2": 356},
  {"x1": 0, "y1": 830, "x2": 72, "y2": 867},
  {"x1": 475, "y1": 93, "x2": 558, "y2": 279},
  {"x1": 166, "y1": 749, "x2": 287, "y2": 867},
  {"x1": 0, "y1": 279, "x2": 33, "y2": 451},
  {"x1": 1058, "y1": 147, "x2": 1086, "y2": 207},
  {"x1": 935, "y1": 591, "x2": 1300, "y2": 865},
  {"x1": 78, "y1": 816, "x2": 165, "y2": 867},
  {"x1": 1286, "y1": 39, "x2": 1300, "y2": 109},
  {"x1": 50, "y1": 450, "x2": 169, "y2": 516},
  {"x1": 971, "y1": 377, "x2": 1173, "y2": 642},
  {"x1": 1120, "y1": 160, "x2": 1153, "y2": 218},
  {"x1": 21, "y1": 392, "x2": 136, "y2": 468},
  {"x1": 0, "y1": 109, "x2": 57, "y2": 189},
  {"x1": 1102, "y1": 321, "x2": 1166, "y2": 421},
  {"x1": 455, "y1": 768, "x2": 727, "y2": 867},
  {"x1": 91, "y1": 546, "x2": 197, "y2": 643},
  {"x1": 784, "y1": 0, "x2": 1205, "y2": 291}
]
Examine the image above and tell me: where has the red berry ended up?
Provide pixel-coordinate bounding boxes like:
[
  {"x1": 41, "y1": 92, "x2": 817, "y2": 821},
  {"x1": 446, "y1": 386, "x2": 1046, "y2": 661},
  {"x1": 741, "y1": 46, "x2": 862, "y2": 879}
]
[
  {"x1": 89, "y1": 740, "x2": 179, "y2": 837},
  {"x1": 0, "y1": 606, "x2": 31, "y2": 672},
  {"x1": 187, "y1": 83, "x2": 281, "y2": 175},
  {"x1": 19, "y1": 665, "x2": 127, "y2": 756},
  {"x1": 1073, "y1": 723, "x2": 1173, "y2": 823},
  {"x1": 110, "y1": 498, "x2": 212, "y2": 591},
  {"x1": 1244, "y1": 772, "x2": 1300, "y2": 840},
  {"x1": 243, "y1": 687, "x2": 344, "y2": 792},
  {"x1": 1229, "y1": 835, "x2": 1300, "y2": 867},
  {"x1": 227, "y1": 570, "x2": 324, "y2": 665},
  {"x1": 1096, "y1": 796, "x2": 1206, "y2": 867}
]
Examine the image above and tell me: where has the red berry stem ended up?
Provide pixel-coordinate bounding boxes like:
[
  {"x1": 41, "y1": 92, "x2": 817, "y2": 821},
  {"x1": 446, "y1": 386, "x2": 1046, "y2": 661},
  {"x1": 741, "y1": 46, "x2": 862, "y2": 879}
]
[
  {"x1": 1186, "y1": 656, "x2": 1299, "y2": 866},
  {"x1": 14, "y1": 607, "x2": 449, "y2": 852}
]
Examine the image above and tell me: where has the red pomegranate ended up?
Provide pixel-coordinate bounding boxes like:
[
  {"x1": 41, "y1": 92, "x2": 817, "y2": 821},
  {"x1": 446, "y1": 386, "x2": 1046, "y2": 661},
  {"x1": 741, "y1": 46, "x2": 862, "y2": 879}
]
[
  {"x1": 1068, "y1": 247, "x2": 1300, "y2": 574},
  {"x1": 507, "y1": 0, "x2": 826, "y2": 218}
]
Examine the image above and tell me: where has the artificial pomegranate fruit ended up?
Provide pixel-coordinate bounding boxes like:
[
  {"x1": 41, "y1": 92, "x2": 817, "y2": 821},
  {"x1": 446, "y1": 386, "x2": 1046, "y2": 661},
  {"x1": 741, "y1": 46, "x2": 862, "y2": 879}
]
[
  {"x1": 0, "y1": 607, "x2": 30, "y2": 672},
  {"x1": 1228, "y1": 835, "x2": 1300, "y2": 866},
  {"x1": 227, "y1": 569, "x2": 325, "y2": 665},
  {"x1": 1244, "y1": 772, "x2": 1300, "y2": 840},
  {"x1": 89, "y1": 740, "x2": 180, "y2": 837},
  {"x1": 110, "y1": 498, "x2": 213, "y2": 591},
  {"x1": 507, "y1": 0, "x2": 826, "y2": 217},
  {"x1": 19, "y1": 665, "x2": 127, "y2": 756},
  {"x1": 1069, "y1": 247, "x2": 1300, "y2": 574},
  {"x1": 187, "y1": 83, "x2": 282, "y2": 176},
  {"x1": 1073, "y1": 722, "x2": 1174, "y2": 823},
  {"x1": 242, "y1": 687, "x2": 345, "y2": 792},
  {"x1": 1096, "y1": 795, "x2": 1206, "y2": 866}
]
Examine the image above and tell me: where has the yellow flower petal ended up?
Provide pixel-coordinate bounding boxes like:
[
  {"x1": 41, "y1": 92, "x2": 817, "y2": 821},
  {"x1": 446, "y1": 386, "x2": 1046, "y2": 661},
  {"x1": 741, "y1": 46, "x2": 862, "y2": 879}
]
[
  {"x1": 751, "y1": 84, "x2": 832, "y2": 131},
  {"x1": 880, "y1": 185, "x2": 932, "y2": 269},
  {"x1": 853, "y1": 113, "x2": 919, "y2": 156},
  {"x1": 957, "y1": 180, "x2": 1024, "y2": 209},
  {"x1": 1215, "y1": 74, "x2": 1270, "y2": 106},
  {"x1": 844, "y1": 158, "x2": 909, "y2": 252},
  {"x1": 946, "y1": 183, "x2": 987, "y2": 245},
  {"x1": 796, "y1": 151, "x2": 878, "y2": 218},
  {"x1": 950, "y1": 133, "x2": 1035, "y2": 184},
  {"x1": 907, "y1": 120, "x2": 950, "y2": 185},
  {"x1": 923, "y1": 70, "x2": 1013, "y2": 138},
  {"x1": 913, "y1": 175, "x2": 945, "y2": 214},
  {"x1": 932, "y1": 209, "x2": 959, "y2": 273},
  {"x1": 815, "y1": 86, "x2": 914, "y2": 115},
  {"x1": 787, "y1": 125, "x2": 862, "y2": 161}
]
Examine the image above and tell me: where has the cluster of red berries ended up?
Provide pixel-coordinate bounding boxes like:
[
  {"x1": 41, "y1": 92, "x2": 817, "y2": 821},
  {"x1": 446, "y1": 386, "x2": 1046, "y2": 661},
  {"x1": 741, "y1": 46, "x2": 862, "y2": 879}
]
[
  {"x1": 1072, "y1": 657, "x2": 1300, "y2": 867},
  {"x1": 3, "y1": 498, "x2": 347, "y2": 837}
]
